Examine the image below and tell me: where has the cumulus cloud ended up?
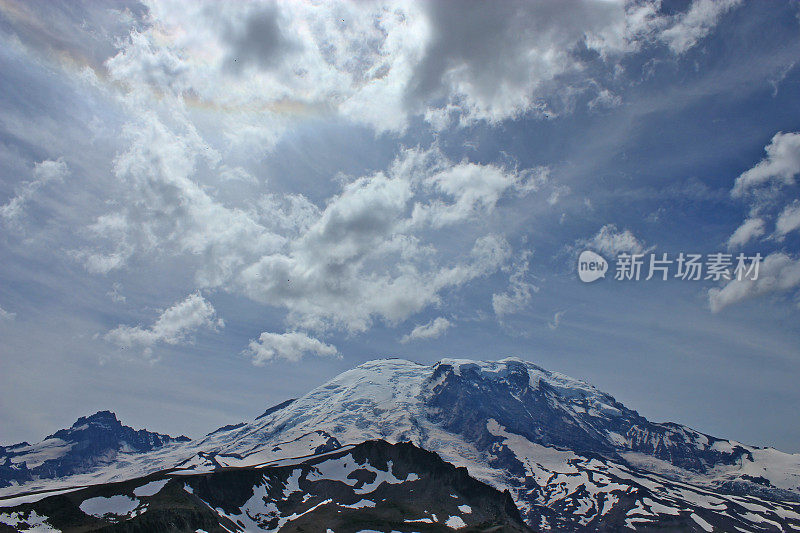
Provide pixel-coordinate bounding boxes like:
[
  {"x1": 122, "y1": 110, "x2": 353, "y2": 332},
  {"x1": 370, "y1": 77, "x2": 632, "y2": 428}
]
[
  {"x1": 726, "y1": 133, "x2": 800, "y2": 243},
  {"x1": 708, "y1": 252, "x2": 800, "y2": 312},
  {"x1": 727, "y1": 218, "x2": 766, "y2": 249},
  {"x1": 409, "y1": 0, "x2": 740, "y2": 126},
  {"x1": 775, "y1": 201, "x2": 800, "y2": 238},
  {"x1": 492, "y1": 250, "x2": 537, "y2": 319},
  {"x1": 400, "y1": 317, "x2": 452, "y2": 343},
  {"x1": 585, "y1": 224, "x2": 650, "y2": 257},
  {"x1": 719, "y1": 132, "x2": 800, "y2": 309},
  {"x1": 731, "y1": 132, "x2": 800, "y2": 197},
  {"x1": 2, "y1": 0, "x2": 745, "y2": 357},
  {"x1": 247, "y1": 331, "x2": 339, "y2": 365},
  {"x1": 222, "y1": 3, "x2": 297, "y2": 72},
  {"x1": 65, "y1": 0, "x2": 737, "y2": 339},
  {"x1": 659, "y1": 0, "x2": 742, "y2": 54},
  {"x1": 104, "y1": 292, "x2": 223, "y2": 359},
  {"x1": 75, "y1": 117, "x2": 520, "y2": 333},
  {"x1": 409, "y1": 0, "x2": 741, "y2": 125},
  {"x1": 0, "y1": 158, "x2": 68, "y2": 222},
  {"x1": 104, "y1": 0, "x2": 427, "y2": 137},
  {"x1": 410, "y1": 152, "x2": 548, "y2": 227},
  {"x1": 71, "y1": 111, "x2": 283, "y2": 278},
  {"x1": 238, "y1": 226, "x2": 511, "y2": 333},
  {"x1": 98, "y1": 0, "x2": 736, "y2": 137},
  {"x1": 407, "y1": 0, "x2": 628, "y2": 125}
]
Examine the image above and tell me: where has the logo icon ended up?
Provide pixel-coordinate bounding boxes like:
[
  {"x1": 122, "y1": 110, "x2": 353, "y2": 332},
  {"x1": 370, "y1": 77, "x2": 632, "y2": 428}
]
[{"x1": 578, "y1": 250, "x2": 608, "y2": 283}]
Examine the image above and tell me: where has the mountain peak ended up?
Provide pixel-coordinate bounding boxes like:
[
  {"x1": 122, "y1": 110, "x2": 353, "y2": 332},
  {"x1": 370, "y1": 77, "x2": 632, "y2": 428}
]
[
  {"x1": 71, "y1": 410, "x2": 120, "y2": 428},
  {"x1": 0, "y1": 410, "x2": 189, "y2": 489}
]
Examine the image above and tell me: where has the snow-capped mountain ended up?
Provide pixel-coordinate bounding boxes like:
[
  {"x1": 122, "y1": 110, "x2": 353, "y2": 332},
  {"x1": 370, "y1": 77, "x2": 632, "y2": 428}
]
[
  {"x1": 2, "y1": 358, "x2": 800, "y2": 532},
  {"x1": 0, "y1": 410, "x2": 188, "y2": 488}
]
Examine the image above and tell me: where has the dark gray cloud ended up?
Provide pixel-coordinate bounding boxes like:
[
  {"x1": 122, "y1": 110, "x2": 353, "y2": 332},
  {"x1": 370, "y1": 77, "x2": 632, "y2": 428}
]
[
  {"x1": 406, "y1": 0, "x2": 627, "y2": 120},
  {"x1": 223, "y1": 4, "x2": 297, "y2": 72}
]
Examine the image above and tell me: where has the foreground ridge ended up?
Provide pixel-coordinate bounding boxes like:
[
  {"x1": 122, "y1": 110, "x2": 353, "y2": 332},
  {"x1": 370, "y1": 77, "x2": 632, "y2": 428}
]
[{"x1": 0, "y1": 441, "x2": 531, "y2": 532}]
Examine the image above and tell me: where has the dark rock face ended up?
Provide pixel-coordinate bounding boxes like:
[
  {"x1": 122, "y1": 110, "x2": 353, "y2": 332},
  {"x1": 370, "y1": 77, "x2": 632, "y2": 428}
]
[
  {"x1": 427, "y1": 360, "x2": 616, "y2": 455},
  {"x1": 0, "y1": 411, "x2": 189, "y2": 488},
  {"x1": 255, "y1": 399, "x2": 296, "y2": 421},
  {"x1": 0, "y1": 440, "x2": 533, "y2": 532},
  {"x1": 425, "y1": 361, "x2": 750, "y2": 473}
]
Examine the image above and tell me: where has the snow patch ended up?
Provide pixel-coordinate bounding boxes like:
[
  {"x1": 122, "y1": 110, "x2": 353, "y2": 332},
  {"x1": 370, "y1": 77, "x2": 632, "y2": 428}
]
[
  {"x1": 445, "y1": 515, "x2": 467, "y2": 528},
  {"x1": 80, "y1": 495, "x2": 140, "y2": 518},
  {"x1": 133, "y1": 479, "x2": 168, "y2": 497}
]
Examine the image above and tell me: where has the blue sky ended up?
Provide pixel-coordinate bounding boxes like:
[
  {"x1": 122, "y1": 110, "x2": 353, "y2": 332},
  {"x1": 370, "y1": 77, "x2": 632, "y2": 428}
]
[{"x1": 1, "y1": 0, "x2": 800, "y2": 452}]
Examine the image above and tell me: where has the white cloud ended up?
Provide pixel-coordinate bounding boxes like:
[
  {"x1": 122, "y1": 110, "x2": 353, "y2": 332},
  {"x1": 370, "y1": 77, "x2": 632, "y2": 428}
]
[
  {"x1": 97, "y1": 0, "x2": 735, "y2": 138},
  {"x1": 0, "y1": 306, "x2": 16, "y2": 322},
  {"x1": 238, "y1": 225, "x2": 511, "y2": 333},
  {"x1": 247, "y1": 331, "x2": 339, "y2": 365},
  {"x1": 731, "y1": 132, "x2": 800, "y2": 197},
  {"x1": 708, "y1": 252, "x2": 800, "y2": 312},
  {"x1": 12, "y1": 0, "x2": 743, "y2": 348},
  {"x1": 410, "y1": 151, "x2": 548, "y2": 227},
  {"x1": 104, "y1": 292, "x2": 223, "y2": 359},
  {"x1": 75, "y1": 119, "x2": 520, "y2": 333},
  {"x1": 727, "y1": 218, "x2": 766, "y2": 249},
  {"x1": 407, "y1": 0, "x2": 632, "y2": 126},
  {"x1": 775, "y1": 201, "x2": 800, "y2": 238},
  {"x1": 659, "y1": 0, "x2": 742, "y2": 54},
  {"x1": 72, "y1": 111, "x2": 284, "y2": 279},
  {"x1": 588, "y1": 88, "x2": 622, "y2": 110},
  {"x1": 400, "y1": 317, "x2": 452, "y2": 343},
  {"x1": 61, "y1": 1, "x2": 737, "y2": 341},
  {"x1": 104, "y1": 0, "x2": 428, "y2": 137},
  {"x1": 720, "y1": 132, "x2": 800, "y2": 310},
  {"x1": 411, "y1": 0, "x2": 741, "y2": 125},
  {"x1": 492, "y1": 250, "x2": 537, "y2": 319},
  {"x1": 585, "y1": 224, "x2": 650, "y2": 257},
  {"x1": 0, "y1": 158, "x2": 68, "y2": 222},
  {"x1": 547, "y1": 185, "x2": 570, "y2": 206}
]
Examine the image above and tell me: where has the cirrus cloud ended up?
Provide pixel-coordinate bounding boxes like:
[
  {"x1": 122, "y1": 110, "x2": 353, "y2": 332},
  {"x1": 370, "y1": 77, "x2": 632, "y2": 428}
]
[
  {"x1": 0, "y1": 306, "x2": 16, "y2": 322},
  {"x1": 0, "y1": 158, "x2": 68, "y2": 223}
]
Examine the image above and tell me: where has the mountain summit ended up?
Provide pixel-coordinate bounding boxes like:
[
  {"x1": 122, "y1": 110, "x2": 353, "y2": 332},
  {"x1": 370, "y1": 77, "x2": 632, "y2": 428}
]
[
  {"x1": 0, "y1": 410, "x2": 188, "y2": 489},
  {"x1": 2, "y1": 358, "x2": 799, "y2": 531}
]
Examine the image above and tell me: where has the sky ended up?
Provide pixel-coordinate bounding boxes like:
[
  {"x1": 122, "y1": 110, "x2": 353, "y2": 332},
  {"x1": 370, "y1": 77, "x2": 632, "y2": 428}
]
[{"x1": 1, "y1": 0, "x2": 800, "y2": 452}]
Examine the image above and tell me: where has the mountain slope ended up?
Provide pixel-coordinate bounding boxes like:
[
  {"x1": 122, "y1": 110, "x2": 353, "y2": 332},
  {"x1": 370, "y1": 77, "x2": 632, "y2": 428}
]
[
  {"x1": 2, "y1": 358, "x2": 800, "y2": 531},
  {"x1": 0, "y1": 440, "x2": 531, "y2": 532}
]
